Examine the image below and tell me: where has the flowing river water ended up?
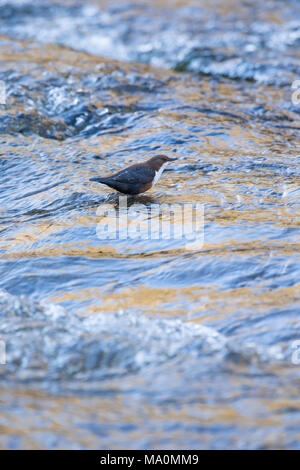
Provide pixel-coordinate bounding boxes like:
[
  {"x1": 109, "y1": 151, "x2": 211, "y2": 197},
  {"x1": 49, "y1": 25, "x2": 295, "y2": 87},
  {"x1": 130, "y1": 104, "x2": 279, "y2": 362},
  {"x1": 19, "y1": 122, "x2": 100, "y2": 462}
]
[{"x1": 0, "y1": 0, "x2": 300, "y2": 449}]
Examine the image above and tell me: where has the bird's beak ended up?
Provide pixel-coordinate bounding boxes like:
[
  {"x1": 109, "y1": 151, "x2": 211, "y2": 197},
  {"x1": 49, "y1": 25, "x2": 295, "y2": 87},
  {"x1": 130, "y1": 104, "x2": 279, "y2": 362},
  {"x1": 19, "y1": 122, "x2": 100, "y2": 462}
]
[{"x1": 168, "y1": 157, "x2": 177, "y2": 161}]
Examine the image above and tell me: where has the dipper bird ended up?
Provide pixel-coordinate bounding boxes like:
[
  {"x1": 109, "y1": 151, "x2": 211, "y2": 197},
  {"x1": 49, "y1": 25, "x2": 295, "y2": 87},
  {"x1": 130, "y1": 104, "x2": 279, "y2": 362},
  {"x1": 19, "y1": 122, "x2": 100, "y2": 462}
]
[{"x1": 90, "y1": 154, "x2": 176, "y2": 195}]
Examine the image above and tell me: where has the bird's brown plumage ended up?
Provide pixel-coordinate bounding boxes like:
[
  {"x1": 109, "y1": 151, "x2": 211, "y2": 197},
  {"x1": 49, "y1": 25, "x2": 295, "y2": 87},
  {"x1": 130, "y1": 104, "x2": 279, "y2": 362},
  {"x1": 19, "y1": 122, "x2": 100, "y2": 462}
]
[{"x1": 90, "y1": 154, "x2": 176, "y2": 195}]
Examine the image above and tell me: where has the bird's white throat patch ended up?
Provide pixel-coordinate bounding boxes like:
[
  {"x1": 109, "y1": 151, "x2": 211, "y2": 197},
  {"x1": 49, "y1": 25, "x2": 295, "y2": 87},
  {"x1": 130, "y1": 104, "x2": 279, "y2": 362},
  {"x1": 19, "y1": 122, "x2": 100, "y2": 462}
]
[{"x1": 153, "y1": 163, "x2": 167, "y2": 186}]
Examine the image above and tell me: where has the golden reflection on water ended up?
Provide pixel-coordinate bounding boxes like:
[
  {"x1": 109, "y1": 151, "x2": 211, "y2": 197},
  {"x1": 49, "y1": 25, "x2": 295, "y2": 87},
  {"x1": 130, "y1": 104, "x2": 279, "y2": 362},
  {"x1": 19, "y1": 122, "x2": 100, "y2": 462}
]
[
  {"x1": 49, "y1": 280, "x2": 300, "y2": 321},
  {"x1": 0, "y1": 369, "x2": 298, "y2": 449}
]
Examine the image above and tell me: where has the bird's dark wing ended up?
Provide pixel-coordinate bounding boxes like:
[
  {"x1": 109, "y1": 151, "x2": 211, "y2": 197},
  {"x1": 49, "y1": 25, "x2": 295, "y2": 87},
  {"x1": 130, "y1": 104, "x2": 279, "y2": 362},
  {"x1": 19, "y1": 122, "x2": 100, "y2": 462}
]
[{"x1": 112, "y1": 164, "x2": 155, "y2": 185}]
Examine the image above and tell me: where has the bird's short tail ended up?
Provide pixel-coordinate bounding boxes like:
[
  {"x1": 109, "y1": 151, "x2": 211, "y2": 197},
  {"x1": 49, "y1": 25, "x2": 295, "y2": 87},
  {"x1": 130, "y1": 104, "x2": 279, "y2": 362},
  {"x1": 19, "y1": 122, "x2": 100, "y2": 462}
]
[{"x1": 90, "y1": 177, "x2": 107, "y2": 184}]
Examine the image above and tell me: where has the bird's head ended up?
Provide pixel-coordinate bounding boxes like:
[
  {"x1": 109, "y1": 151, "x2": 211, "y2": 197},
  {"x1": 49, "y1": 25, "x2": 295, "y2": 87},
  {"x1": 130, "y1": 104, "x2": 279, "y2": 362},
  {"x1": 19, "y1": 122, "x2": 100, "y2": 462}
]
[{"x1": 146, "y1": 154, "x2": 177, "y2": 171}]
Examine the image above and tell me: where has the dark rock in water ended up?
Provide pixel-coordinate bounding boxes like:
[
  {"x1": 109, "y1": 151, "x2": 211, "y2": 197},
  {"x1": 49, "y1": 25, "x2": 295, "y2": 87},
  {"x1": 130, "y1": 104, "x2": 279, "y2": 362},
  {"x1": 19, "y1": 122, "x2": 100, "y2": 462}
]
[{"x1": 1, "y1": 112, "x2": 68, "y2": 140}]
